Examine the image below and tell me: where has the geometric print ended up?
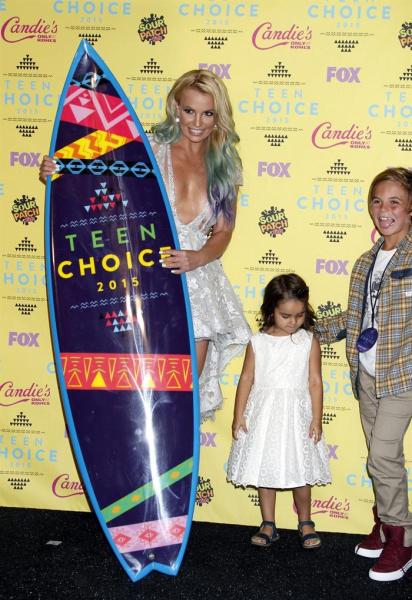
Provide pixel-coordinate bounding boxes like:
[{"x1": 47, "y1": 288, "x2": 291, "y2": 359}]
[{"x1": 109, "y1": 516, "x2": 187, "y2": 553}]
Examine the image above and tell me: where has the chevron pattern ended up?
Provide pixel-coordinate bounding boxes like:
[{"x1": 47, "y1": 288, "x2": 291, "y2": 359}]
[{"x1": 52, "y1": 130, "x2": 135, "y2": 180}]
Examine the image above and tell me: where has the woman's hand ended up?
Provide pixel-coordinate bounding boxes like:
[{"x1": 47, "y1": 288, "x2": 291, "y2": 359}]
[
  {"x1": 309, "y1": 419, "x2": 322, "y2": 444},
  {"x1": 232, "y1": 415, "x2": 247, "y2": 440},
  {"x1": 160, "y1": 249, "x2": 203, "y2": 274},
  {"x1": 39, "y1": 155, "x2": 57, "y2": 183}
]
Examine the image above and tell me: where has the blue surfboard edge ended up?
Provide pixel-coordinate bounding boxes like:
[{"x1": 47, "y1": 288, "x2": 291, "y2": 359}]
[{"x1": 44, "y1": 39, "x2": 200, "y2": 583}]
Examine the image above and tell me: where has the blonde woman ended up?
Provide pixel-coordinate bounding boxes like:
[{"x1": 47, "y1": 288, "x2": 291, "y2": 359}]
[{"x1": 41, "y1": 69, "x2": 250, "y2": 421}]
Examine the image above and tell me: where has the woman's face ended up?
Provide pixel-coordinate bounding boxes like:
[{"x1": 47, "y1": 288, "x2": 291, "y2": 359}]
[{"x1": 175, "y1": 87, "x2": 216, "y2": 144}]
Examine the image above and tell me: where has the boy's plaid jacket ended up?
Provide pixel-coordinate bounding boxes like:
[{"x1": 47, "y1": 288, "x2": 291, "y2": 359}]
[{"x1": 315, "y1": 229, "x2": 412, "y2": 399}]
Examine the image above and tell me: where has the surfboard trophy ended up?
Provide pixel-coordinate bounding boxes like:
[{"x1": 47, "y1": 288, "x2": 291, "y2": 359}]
[{"x1": 45, "y1": 40, "x2": 199, "y2": 582}]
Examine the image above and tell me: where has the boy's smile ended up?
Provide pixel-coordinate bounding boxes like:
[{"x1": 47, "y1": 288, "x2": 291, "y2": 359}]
[{"x1": 370, "y1": 180, "x2": 412, "y2": 250}]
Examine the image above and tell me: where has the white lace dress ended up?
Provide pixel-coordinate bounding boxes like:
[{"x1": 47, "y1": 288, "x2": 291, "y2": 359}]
[
  {"x1": 227, "y1": 330, "x2": 331, "y2": 488},
  {"x1": 150, "y1": 138, "x2": 251, "y2": 421}
]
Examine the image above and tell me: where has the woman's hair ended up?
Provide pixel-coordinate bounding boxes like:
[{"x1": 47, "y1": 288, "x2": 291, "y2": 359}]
[
  {"x1": 368, "y1": 167, "x2": 412, "y2": 213},
  {"x1": 258, "y1": 273, "x2": 316, "y2": 332},
  {"x1": 152, "y1": 69, "x2": 242, "y2": 224}
]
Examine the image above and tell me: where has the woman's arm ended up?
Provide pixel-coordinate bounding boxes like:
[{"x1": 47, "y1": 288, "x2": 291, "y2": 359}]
[
  {"x1": 39, "y1": 155, "x2": 56, "y2": 183},
  {"x1": 162, "y1": 201, "x2": 237, "y2": 274},
  {"x1": 308, "y1": 335, "x2": 323, "y2": 444},
  {"x1": 231, "y1": 341, "x2": 254, "y2": 439}
]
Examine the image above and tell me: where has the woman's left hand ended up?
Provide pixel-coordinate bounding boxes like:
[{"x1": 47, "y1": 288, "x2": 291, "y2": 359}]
[
  {"x1": 309, "y1": 420, "x2": 322, "y2": 445},
  {"x1": 160, "y1": 249, "x2": 202, "y2": 274}
]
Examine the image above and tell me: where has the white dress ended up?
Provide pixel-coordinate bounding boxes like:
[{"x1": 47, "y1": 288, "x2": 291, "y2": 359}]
[
  {"x1": 227, "y1": 330, "x2": 331, "y2": 488},
  {"x1": 150, "y1": 138, "x2": 251, "y2": 421}
]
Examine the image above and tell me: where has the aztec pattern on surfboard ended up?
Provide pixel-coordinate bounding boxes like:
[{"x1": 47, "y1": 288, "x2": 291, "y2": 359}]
[{"x1": 45, "y1": 40, "x2": 199, "y2": 582}]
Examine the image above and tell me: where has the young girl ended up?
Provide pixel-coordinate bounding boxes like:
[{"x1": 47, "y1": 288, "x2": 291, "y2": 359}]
[{"x1": 227, "y1": 274, "x2": 331, "y2": 549}]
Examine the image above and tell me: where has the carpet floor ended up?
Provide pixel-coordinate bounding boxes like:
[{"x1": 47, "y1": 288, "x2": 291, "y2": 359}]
[{"x1": 0, "y1": 508, "x2": 411, "y2": 599}]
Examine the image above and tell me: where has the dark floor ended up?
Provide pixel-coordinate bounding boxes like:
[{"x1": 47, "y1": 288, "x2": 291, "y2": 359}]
[{"x1": 0, "y1": 508, "x2": 411, "y2": 599}]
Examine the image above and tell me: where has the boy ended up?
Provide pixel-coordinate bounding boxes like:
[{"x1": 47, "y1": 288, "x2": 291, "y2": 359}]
[{"x1": 315, "y1": 167, "x2": 412, "y2": 581}]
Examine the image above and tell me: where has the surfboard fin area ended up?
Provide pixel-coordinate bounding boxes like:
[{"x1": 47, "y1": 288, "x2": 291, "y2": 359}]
[{"x1": 45, "y1": 40, "x2": 200, "y2": 582}]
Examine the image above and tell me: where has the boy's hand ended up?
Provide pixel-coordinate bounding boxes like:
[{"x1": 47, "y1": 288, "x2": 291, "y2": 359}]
[{"x1": 232, "y1": 416, "x2": 247, "y2": 440}]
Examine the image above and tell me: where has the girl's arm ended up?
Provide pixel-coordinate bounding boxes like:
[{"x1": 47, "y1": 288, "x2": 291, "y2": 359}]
[
  {"x1": 162, "y1": 199, "x2": 238, "y2": 274},
  {"x1": 308, "y1": 335, "x2": 323, "y2": 444},
  {"x1": 232, "y1": 340, "x2": 254, "y2": 440}
]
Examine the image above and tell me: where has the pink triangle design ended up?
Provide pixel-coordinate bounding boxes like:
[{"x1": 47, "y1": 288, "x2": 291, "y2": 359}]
[
  {"x1": 79, "y1": 95, "x2": 92, "y2": 106},
  {"x1": 70, "y1": 103, "x2": 95, "y2": 123}
]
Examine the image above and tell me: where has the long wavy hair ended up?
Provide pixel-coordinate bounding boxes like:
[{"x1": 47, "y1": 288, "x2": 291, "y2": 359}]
[
  {"x1": 152, "y1": 69, "x2": 242, "y2": 224},
  {"x1": 258, "y1": 273, "x2": 316, "y2": 332}
]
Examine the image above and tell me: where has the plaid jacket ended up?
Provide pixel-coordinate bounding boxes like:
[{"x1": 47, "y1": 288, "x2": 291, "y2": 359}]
[{"x1": 315, "y1": 229, "x2": 412, "y2": 399}]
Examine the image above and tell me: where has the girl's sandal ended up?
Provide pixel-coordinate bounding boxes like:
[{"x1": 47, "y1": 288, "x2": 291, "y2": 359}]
[
  {"x1": 251, "y1": 520, "x2": 280, "y2": 547},
  {"x1": 298, "y1": 520, "x2": 321, "y2": 550}
]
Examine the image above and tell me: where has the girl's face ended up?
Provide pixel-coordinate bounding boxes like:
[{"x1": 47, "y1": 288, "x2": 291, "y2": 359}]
[
  {"x1": 272, "y1": 298, "x2": 306, "y2": 336},
  {"x1": 175, "y1": 87, "x2": 216, "y2": 144}
]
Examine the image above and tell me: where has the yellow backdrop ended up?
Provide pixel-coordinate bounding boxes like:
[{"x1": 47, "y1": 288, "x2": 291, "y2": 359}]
[{"x1": 1, "y1": 0, "x2": 411, "y2": 536}]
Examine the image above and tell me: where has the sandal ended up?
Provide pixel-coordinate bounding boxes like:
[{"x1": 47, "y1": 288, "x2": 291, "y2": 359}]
[
  {"x1": 298, "y1": 520, "x2": 321, "y2": 550},
  {"x1": 251, "y1": 520, "x2": 280, "y2": 547}
]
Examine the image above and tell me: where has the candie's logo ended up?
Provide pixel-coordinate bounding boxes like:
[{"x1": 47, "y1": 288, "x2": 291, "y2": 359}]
[
  {"x1": 1, "y1": 16, "x2": 58, "y2": 43},
  {"x1": 371, "y1": 227, "x2": 380, "y2": 244},
  {"x1": 138, "y1": 13, "x2": 167, "y2": 45},
  {"x1": 311, "y1": 122, "x2": 372, "y2": 150},
  {"x1": 252, "y1": 22, "x2": 312, "y2": 50},
  {"x1": 0, "y1": 381, "x2": 51, "y2": 407},
  {"x1": 293, "y1": 496, "x2": 350, "y2": 520},
  {"x1": 52, "y1": 473, "x2": 84, "y2": 498},
  {"x1": 399, "y1": 22, "x2": 412, "y2": 49}
]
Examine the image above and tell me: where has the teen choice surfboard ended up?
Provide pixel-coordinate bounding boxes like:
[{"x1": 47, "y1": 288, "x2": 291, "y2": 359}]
[{"x1": 45, "y1": 40, "x2": 199, "y2": 582}]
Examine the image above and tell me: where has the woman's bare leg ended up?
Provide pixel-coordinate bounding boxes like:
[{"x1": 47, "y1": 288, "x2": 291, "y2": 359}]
[{"x1": 196, "y1": 339, "x2": 209, "y2": 377}]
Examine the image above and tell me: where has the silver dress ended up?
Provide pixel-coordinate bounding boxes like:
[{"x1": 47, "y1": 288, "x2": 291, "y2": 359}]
[{"x1": 150, "y1": 138, "x2": 251, "y2": 421}]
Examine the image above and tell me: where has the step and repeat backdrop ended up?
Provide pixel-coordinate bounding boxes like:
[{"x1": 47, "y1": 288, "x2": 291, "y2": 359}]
[{"x1": 1, "y1": 0, "x2": 411, "y2": 535}]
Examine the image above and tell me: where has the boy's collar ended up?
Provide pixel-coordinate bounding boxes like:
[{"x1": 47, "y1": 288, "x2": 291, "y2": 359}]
[{"x1": 371, "y1": 226, "x2": 412, "y2": 255}]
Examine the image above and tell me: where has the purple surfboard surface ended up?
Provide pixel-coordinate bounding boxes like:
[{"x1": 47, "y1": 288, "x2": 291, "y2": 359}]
[{"x1": 45, "y1": 40, "x2": 199, "y2": 582}]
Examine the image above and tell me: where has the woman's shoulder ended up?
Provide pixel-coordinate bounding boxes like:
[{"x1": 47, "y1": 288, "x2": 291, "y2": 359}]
[
  {"x1": 148, "y1": 134, "x2": 161, "y2": 153},
  {"x1": 148, "y1": 135, "x2": 169, "y2": 167}
]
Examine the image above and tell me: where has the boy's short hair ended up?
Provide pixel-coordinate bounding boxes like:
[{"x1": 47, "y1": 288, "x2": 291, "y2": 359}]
[{"x1": 368, "y1": 167, "x2": 412, "y2": 209}]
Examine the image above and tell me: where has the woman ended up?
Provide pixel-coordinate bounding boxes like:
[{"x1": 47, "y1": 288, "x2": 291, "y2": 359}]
[{"x1": 40, "y1": 69, "x2": 250, "y2": 421}]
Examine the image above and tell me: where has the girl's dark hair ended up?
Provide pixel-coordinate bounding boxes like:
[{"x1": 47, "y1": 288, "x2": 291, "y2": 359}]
[{"x1": 258, "y1": 273, "x2": 316, "y2": 332}]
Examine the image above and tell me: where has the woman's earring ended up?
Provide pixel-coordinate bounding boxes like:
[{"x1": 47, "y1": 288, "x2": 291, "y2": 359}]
[
  {"x1": 175, "y1": 116, "x2": 180, "y2": 123},
  {"x1": 213, "y1": 124, "x2": 218, "y2": 129}
]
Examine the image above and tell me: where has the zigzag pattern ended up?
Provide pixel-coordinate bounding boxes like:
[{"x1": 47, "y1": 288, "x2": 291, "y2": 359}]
[{"x1": 53, "y1": 130, "x2": 134, "y2": 180}]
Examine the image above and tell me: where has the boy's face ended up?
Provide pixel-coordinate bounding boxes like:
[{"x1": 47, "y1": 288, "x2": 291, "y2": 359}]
[{"x1": 370, "y1": 180, "x2": 412, "y2": 249}]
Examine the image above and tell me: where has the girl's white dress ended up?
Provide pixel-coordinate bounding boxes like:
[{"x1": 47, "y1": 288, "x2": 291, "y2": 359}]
[
  {"x1": 227, "y1": 329, "x2": 331, "y2": 488},
  {"x1": 150, "y1": 139, "x2": 251, "y2": 421}
]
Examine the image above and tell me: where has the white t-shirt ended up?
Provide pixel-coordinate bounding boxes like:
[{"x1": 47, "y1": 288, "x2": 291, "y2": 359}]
[{"x1": 359, "y1": 247, "x2": 397, "y2": 376}]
